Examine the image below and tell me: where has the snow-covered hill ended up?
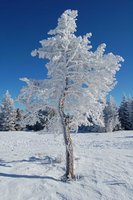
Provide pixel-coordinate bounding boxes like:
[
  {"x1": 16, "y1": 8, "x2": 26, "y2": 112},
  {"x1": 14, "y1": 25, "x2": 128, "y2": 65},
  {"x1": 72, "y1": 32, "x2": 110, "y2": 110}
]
[{"x1": 0, "y1": 131, "x2": 133, "y2": 200}]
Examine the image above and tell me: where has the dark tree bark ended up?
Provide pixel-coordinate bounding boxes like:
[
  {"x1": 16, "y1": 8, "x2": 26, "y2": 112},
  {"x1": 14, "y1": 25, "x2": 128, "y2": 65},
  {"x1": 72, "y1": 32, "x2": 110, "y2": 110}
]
[{"x1": 59, "y1": 91, "x2": 75, "y2": 181}]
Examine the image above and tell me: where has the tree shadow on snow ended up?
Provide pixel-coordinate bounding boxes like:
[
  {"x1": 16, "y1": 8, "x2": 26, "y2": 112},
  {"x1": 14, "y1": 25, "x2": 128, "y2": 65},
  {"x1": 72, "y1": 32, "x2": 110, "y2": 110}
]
[
  {"x1": 0, "y1": 159, "x2": 11, "y2": 167},
  {"x1": 0, "y1": 172, "x2": 59, "y2": 181},
  {"x1": 0, "y1": 156, "x2": 62, "y2": 181},
  {"x1": 0, "y1": 156, "x2": 61, "y2": 167},
  {"x1": 124, "y1": 136, "x2": 133, "y2": 138},
  {"x1": 104, "y1": 180, "x2": 127, "y2": 187},
  {"x1": 116, "y1": 136, "x2": 133, "y2": 139}
]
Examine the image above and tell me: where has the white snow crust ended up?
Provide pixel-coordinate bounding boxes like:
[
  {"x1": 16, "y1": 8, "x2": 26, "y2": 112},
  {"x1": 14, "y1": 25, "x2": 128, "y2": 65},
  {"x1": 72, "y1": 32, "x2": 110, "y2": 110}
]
[{"x1": 0, "y1": 131, "x2": 133, "y2": 200}]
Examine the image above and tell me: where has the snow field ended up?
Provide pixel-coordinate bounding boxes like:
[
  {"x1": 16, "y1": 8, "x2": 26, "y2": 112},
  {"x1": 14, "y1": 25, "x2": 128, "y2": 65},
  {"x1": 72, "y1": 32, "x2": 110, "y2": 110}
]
[{"x1": 0, "y1": 131, "x2": 133, "y2": 200}]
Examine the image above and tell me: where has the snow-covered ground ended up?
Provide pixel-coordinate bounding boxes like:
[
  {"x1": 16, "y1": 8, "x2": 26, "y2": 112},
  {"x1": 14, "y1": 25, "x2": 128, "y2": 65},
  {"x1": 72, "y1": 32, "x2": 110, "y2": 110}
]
[{"x1": 0, "y1": 131, "x2": 133, "y2": 200}]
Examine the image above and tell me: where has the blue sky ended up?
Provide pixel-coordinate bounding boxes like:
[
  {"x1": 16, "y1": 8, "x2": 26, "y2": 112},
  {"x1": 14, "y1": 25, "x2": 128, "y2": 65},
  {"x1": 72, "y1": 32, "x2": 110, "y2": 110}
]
[{"x1": 0, "y1": 0, "x2": 133, "y2": 106}]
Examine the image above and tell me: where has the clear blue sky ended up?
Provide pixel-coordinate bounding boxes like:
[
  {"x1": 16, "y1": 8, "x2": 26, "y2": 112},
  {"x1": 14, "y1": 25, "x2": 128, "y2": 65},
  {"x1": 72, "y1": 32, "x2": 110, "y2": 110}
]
[{"x1": 0, "y1": 0, "x2": 133, "y2": 105}]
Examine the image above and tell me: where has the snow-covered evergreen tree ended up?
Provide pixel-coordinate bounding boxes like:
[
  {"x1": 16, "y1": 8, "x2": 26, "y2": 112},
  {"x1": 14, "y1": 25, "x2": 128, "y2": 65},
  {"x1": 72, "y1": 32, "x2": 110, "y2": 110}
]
[
  {"x1": 131, "y1": 98, "x2": 133, "y2": 129},
  {"x1": 15, "y1": 108, "x2": 23, "y2": 131},
  {"x1": 119, "y1": 96, "x2": 133, "y2": 130},
  {"x1": 119, "y1": 96, "x2": 128, "y2": 130},
  {"x1": 0, "y1": 91, "x2": 16, "y2": 131},
  {"x1": 25, "y1": 107, "x2": 55, "y2": 131},
  {"x1": 104, "y1": 96, "x2": 121, "y2": 132},
  {"x1": 18, "y1": 10, "x2": 123, "y2": 180},
  {"x1": 127, "y1": 97, "x2": 133, "y2": 130}
]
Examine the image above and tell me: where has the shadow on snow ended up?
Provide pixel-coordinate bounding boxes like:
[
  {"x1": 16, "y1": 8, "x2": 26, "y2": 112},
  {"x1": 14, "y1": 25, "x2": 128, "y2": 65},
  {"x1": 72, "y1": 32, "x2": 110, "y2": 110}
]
[
  {"x1": 0, "y1": 156, "x2": 61, "y2": 168},
  {"x1": 0, "y1": 172, "x2": 59, "y2": 181}
]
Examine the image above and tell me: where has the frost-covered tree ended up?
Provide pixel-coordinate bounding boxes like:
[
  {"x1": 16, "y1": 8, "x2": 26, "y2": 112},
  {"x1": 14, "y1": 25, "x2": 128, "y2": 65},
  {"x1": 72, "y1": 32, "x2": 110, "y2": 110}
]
[
  {"x1": 0, "y1": 91, "x2": 16, "y2": 131},
  {"x1": 104, "y1": 96, "x2": 121, "y2": 132},
  {"x1": 18, "y1": 10, "x2": 123, "y2": 180}
]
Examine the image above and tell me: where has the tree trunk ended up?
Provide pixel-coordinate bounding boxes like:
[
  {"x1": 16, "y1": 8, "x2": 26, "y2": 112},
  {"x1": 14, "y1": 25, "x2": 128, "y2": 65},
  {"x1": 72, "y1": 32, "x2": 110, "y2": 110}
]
[
  {"x1": 59, "y1": 94, "x2": 75, "y2": 180},
  {"x1": 64, "y1": 124, "x2": 75, "y2": 180}
]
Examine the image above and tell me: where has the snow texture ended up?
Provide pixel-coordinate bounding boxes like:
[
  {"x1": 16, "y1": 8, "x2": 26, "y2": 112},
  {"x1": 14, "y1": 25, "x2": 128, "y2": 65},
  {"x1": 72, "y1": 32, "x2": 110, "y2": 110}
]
[{"x1": 0, "y1": 131, "x2": 133, "y2": 200}]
